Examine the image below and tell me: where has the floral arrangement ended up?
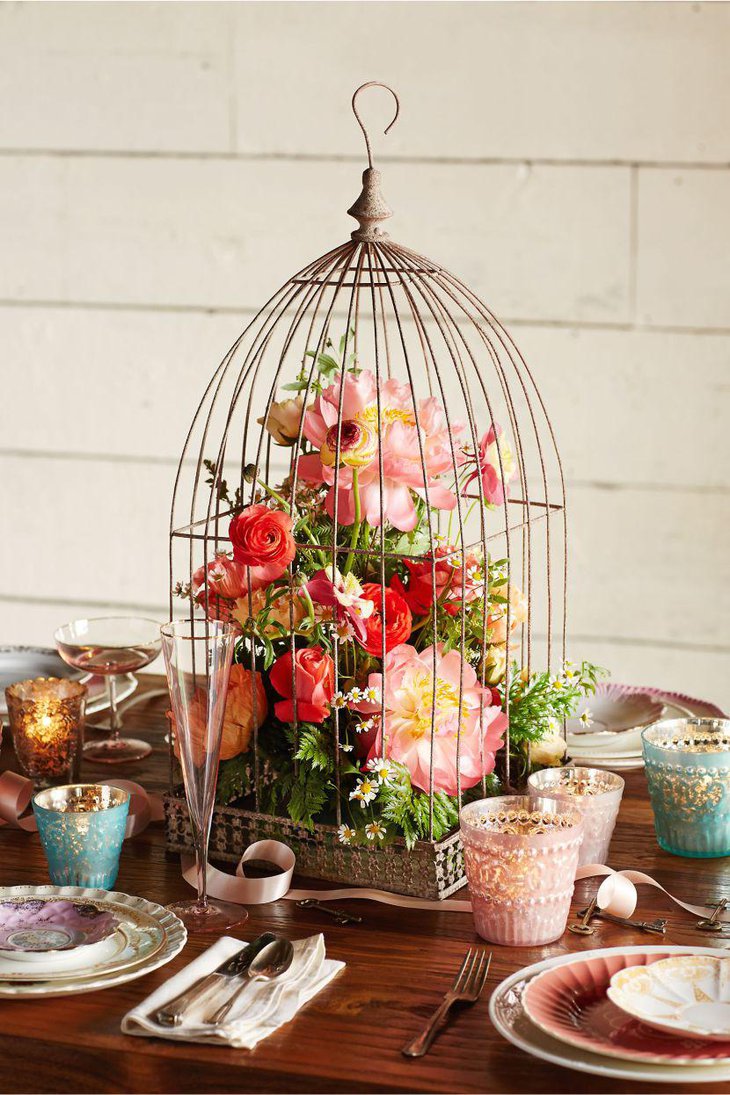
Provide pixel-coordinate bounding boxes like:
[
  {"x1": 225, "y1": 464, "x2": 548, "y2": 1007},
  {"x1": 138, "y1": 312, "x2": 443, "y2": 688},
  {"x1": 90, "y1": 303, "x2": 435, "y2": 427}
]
[{"x1": 175, "y1": 338, "x2": 603, "y2": 849}]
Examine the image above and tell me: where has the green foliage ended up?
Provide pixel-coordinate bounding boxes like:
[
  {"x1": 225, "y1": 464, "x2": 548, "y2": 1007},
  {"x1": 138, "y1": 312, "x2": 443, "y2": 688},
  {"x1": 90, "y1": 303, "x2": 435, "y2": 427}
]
[
  {"x1": 215, "y1": 754, "x2": 253, "y2": 806},
  {"x1": 294, "y1": 725, "x2": 334, "y2": 773},
  {"x1": 501, "y1": 659, "x2": 607, "y2": 746},
  {"x1": 378, "y1": 764, "x2": 460, "y2": 850}
]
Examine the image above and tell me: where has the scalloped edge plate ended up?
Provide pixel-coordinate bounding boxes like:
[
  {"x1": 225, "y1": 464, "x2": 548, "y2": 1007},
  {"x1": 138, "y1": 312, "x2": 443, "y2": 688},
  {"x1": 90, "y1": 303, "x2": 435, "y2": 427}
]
[
  {"x1": 0, "y1": 885, "x2": 186, "y2": 996},
  {"x1": 489, "y1": 946, "x2": 730, "y2": 1083}
]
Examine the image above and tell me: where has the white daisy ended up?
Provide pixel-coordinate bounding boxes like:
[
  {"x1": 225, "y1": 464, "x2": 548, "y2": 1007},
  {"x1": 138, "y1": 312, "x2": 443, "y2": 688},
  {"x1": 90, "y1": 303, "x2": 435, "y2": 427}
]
[
  {"x1": 339, "y1": 741, "x2": 354, "y2": 753},
  {"x1": 337, "y1": 824, "x2": 356, "y2": 845},
  {"x1": 365, "y1": 821, "x2": 387, "y2": 841},
  {"x1": 356, "y1": 718, "x2": 374, "y2": 734},
  {"x1": 579, "y1": 709, "x2": 593, "y2": 727},
  {"x1": 347, "y1": 686, "x2": 364, "y2": 703},
  {"x1": 363, "y1": 685, "x2": 380, "y2": 704},
  {"x1": 332, "y1": 691, "x2": 347, "y2": 710},
  {"x1": 349, "y1": 778, "x2": 378, "y2": 807},
  {"x1": 367, "y1": 757, "x2": 396, "y2": 785}
]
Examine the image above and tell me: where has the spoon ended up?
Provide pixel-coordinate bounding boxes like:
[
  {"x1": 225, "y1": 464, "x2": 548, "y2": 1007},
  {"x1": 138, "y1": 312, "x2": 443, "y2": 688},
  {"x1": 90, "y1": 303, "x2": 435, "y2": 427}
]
[{"x1": 203, "y1": 937, "x2": 294, "y2": 1026}]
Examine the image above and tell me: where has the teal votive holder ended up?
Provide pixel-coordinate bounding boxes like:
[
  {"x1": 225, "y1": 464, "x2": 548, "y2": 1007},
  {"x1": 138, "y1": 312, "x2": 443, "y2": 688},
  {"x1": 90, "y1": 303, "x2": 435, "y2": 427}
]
[
  {"x1": 33, "y1": 784, "x2": 130, "y2": 888},
  {"x1": 642, "y1": 718, "x2": 730, "y2": 858}
]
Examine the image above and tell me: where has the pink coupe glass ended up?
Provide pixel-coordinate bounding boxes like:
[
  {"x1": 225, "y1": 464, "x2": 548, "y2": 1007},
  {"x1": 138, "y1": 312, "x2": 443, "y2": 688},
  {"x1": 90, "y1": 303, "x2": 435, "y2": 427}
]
[{"x1": 460, "y1": 795, "x2": 583, "y2": 946}]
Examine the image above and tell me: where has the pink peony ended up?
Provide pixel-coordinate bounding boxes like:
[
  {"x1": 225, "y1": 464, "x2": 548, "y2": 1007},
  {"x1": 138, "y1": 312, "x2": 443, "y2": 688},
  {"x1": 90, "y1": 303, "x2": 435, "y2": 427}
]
[
  {"x1": 353, "y1": 643, "x2": 506, "y2": 796},
  {"x1": 298, "y1": 370, "x2": 463, "y2": 532}
]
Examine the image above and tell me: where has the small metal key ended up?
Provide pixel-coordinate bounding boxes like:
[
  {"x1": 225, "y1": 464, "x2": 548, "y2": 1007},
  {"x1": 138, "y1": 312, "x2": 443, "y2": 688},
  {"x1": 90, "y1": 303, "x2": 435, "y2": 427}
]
[
  {"x1": 296, "y1": 898, "x2": 362, "y2": 924},
  {"x1": 697, "y1": 899, "x2": 729, "y2": 933},
  {"x1": 577, "y1": 906, "x2": 667, "y2": 935}
]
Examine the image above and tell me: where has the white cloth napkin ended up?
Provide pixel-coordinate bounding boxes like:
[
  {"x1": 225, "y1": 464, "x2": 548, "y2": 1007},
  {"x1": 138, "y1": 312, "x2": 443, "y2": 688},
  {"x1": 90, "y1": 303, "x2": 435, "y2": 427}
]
[{"x1": 121, "y1": 934, "x2": 344, "y2": 1049}]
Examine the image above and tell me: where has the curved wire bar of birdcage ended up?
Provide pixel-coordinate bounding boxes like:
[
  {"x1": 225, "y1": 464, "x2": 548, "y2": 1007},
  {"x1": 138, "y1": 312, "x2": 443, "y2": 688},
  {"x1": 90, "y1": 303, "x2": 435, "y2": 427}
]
[{"x1": 169, "y1": 85, "x2": 567, "y2": 844}]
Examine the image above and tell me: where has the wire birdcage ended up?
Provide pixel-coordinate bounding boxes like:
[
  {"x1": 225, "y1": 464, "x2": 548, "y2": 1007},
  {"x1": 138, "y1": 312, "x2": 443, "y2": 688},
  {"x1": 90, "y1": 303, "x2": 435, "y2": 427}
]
[{"x1": 167, "y1": 83, "x2": 567, "y2": 895}]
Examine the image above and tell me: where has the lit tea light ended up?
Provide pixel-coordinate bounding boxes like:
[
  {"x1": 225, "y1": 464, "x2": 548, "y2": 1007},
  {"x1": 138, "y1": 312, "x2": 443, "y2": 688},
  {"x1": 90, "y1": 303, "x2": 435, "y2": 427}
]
[{"x1": 4, "y1": 678, "x2": 87, "y2": 788}]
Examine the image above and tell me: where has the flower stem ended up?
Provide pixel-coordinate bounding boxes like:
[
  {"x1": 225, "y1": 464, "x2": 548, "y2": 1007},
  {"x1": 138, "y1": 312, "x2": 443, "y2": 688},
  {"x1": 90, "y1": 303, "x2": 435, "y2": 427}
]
[{"x1": 343, "y1": 467, "x2": 361, "y2": 574}]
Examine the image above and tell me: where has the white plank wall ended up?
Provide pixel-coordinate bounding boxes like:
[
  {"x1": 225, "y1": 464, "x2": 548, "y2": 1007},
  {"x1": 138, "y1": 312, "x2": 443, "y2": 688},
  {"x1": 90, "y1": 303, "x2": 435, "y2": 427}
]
[{"x1": 0, "y1": 2, "x2": 728, "y2": 707}]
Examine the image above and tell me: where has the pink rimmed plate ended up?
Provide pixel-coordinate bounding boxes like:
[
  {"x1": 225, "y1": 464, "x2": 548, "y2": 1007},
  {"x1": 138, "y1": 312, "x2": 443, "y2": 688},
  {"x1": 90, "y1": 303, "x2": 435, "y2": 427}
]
[{"x1": 523, "y1": 950, "x2": 730, "y2": 1066}]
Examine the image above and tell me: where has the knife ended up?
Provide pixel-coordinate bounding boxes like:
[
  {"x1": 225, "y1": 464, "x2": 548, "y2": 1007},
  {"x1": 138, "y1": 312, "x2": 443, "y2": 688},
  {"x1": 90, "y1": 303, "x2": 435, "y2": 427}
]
[{"x1": 153, "y1": 932, "x2": 277, "y2": 1028}]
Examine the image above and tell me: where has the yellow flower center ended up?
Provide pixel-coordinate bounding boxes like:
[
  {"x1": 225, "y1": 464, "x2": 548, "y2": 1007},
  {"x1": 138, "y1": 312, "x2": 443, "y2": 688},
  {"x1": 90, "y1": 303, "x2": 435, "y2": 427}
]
[
  {"x1": 401, "y1": 671, "x2": 466, "y2": 739},
  {"x1": 358, "y1": 403, "x2": 416, "y2": 431}
]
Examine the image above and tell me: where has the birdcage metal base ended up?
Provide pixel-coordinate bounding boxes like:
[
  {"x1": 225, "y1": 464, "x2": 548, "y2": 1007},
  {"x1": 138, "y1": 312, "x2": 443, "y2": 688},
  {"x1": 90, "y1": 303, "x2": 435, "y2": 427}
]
[{"x1": 163, "y1": 791, "x2": 467, "y2": 901}]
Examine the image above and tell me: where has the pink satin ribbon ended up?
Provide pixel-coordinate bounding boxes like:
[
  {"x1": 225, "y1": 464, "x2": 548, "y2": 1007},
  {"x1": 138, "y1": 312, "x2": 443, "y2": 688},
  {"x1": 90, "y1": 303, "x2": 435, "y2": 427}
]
[
  {"x1": 2, "y1": 771, "x2": 727, "y2": 923},
  {"x1": 0, "y1": 772, "x2": 161, "y2": 839}
]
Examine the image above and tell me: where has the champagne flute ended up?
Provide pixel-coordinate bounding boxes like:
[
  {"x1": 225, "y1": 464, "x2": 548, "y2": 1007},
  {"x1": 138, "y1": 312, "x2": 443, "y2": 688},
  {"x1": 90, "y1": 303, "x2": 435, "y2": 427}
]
[
  {"x1": 160, "y1": 618, "x2": 246, "y2": 932},
  {"x1": 54, "y1": 616, "x2": 162, "y2": 763}
]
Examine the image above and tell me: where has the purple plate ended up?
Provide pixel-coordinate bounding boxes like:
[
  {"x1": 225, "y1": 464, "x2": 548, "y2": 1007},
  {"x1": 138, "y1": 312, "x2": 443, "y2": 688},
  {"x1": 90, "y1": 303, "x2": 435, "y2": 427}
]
[{"x1": 0, "y1": 899, "x2": 118, "y2": 956}]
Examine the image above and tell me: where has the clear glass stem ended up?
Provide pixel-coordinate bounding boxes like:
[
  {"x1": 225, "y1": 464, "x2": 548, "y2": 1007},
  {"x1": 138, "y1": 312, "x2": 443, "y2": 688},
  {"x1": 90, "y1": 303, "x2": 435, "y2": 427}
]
[
  {"x1": 107, "y1": 674, "x2": 121, "y2": 741},
  {"x1": 193, "y1": 825, "x2": 208, "y2": 909}
]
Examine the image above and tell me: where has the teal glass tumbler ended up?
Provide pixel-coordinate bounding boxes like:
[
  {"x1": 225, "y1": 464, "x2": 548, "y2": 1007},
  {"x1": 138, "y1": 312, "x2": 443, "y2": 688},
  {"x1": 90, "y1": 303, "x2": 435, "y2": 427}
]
[
  {"x1": 642, "y1": 718, "x2": 730, "y2": 858},
  {"x1": 33, "y1": 784, "x2": 130, "y2": 888}
]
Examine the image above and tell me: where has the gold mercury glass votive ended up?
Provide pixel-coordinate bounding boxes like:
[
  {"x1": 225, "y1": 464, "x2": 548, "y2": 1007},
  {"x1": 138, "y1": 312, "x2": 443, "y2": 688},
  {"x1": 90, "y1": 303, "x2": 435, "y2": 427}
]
[{"x1": 5, "y1": 678, "x2": 87, "y2": 788}]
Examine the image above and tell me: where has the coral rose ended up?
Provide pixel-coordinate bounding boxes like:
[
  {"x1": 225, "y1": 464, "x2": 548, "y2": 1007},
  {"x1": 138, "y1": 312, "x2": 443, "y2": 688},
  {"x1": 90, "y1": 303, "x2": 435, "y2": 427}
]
[
  {"x1": 269, "y1": 646, "x2": 335, "y2": 724},
  {"x1": 192, "y1": 553, "x2": 249, "y2": 623},
  {"x1": 229, "y1": 505, "x2": 296, "y2": 589},
  {"x1": 358, "y1": 583, "x2": 413, "y2": 656},
  {"x1": 170, "y1": 664, "x2": 268, "y2": 764}
]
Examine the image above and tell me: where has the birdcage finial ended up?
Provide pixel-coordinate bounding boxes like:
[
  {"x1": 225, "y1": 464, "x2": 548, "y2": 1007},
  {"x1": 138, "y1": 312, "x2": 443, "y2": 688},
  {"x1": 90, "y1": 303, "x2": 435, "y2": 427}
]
[{"x1": 347, "y1": 82, "x2": 398, "y2": 242}]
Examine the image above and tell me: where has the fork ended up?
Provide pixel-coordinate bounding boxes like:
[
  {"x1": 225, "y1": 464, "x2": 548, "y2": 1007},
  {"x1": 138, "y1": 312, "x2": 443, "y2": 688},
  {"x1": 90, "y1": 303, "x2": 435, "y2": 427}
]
[{"x1": 402, "y1": 948, "x2": 492, "y2": 1058}]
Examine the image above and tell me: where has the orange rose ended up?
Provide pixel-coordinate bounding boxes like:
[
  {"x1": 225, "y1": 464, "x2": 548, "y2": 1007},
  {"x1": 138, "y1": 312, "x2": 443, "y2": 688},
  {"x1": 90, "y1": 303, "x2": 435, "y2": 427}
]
[{"x1": 170, "y1": 664, "x2": 268, "y2": 764}]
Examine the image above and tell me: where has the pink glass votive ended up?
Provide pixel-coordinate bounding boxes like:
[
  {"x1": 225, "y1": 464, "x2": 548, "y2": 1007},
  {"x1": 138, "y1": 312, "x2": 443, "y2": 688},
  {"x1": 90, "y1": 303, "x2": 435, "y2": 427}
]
[
  {"x1": 460, "y1": 795, "x2": 584, "y2": 946},
  {"x1": 528, "y1": 766, "x2": 624, "y2": 867}
]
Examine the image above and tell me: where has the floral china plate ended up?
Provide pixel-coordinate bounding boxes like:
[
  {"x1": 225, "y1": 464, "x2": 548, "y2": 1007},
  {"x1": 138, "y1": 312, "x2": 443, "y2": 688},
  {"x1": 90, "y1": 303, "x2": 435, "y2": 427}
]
[
  {"x1": 608, "y1": 956, "x2": 730, "y2": 1042},
  {"x1": 524, "y1": 949, "x2": 730, "y2": 1065},
  {"x1": 0, "y1": 899, "x2": 118, "y2": 967},
  {"x1": 0, "y1": 886, "x2": 186, "y2": 995},
  {"x1": 489, "y1": 946, "x2": 730, "y2": 1083}
]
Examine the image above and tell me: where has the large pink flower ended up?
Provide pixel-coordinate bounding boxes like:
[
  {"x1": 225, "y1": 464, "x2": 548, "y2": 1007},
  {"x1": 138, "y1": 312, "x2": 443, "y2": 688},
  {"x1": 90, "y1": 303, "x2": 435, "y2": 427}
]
[
  {"x1": 192, "y1": 554, "x2": 250, "y2": 623},
  {"x1": 353, "y1": 643, "x2": 506, "y2": 796},
  {"x1": 298, "y1": 370, "x2": 463, "y2": 532}
]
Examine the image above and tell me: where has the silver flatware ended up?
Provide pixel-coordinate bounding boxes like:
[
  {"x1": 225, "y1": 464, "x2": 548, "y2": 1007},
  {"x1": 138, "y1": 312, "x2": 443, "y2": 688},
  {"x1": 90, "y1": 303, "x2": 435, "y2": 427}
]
[
  {"x1": 204, "y1": 937, "x2": 295, "y2": 1025},
  {"x1": 153, "y1": 932, "x2": 276, "y2": 1028},
  {"x1": 296, "y1": 898, "x2": 362, "y2": 925},
  {"x1": 402, "y1": 948, "x2": 491, "y2": 1058}
]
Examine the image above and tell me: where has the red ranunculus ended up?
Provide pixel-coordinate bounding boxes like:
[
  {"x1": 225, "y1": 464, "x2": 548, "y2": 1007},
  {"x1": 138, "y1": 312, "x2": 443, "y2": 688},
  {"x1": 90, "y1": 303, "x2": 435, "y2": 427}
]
[
  {"x1": 269, "y1": 646, "x2": 335, "y2": 724},
  {"x1": 358, "y1": 583, "x2": 412, "y2": 656},
  {"x1": 391, "y1": 546, "x2": 456, "y2": 617},
  {"x1": 228, "y1": 505, "x2": 296, "y2": 589}
]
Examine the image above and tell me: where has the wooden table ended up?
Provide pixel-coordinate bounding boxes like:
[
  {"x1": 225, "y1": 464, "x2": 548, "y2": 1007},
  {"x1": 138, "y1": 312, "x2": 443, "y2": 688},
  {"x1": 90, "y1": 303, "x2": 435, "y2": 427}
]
[{"x1": 0, "y1": 676, "x2": 728, "y2": 1094}]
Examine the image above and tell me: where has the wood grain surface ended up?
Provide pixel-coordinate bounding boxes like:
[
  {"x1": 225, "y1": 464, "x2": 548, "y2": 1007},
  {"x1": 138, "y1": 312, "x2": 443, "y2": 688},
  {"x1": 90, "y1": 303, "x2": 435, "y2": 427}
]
[{"x1": 0, "y1": 675, "x2": 728, "y2": 1094}]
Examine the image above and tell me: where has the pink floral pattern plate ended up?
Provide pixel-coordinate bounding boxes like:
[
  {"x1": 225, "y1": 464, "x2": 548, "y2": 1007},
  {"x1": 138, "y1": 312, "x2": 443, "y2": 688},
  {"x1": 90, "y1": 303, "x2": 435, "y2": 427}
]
[
  {"x1": 523, "y1": 950, "x2": 730, "y2": 1065},
  {"x1": 0, "y1": 899, "x2": 117, "y2": 961}
]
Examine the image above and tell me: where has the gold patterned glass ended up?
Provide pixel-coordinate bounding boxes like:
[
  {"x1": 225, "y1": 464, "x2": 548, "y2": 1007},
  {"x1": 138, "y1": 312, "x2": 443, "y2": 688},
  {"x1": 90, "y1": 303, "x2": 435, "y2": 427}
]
[{"x1": 5, "y1": 678, "x2": 87, "y2": 788}]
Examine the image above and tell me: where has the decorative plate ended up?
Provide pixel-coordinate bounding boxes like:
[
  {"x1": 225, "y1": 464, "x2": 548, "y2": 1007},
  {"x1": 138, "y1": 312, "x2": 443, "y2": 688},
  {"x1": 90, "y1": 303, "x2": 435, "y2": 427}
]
[
  {"x1": 0, "y1": 646, "x2": 137, "y2": 716},
  {"x1": 0, "y1": 899, "x2": 118, "y2": 964},
  {"x1": 489, "y1": 946, "x2": 730, "y2": 1084},
  {"x1": 524, "y1": 950, "x2": 730, "y2": 1065},
  {"x1": 567, "y1": 688, "x2": 726, "y2": 772},
  {"x1": 0, "y1": 885, "x2": 186, "y2": 996},
  {"x1": 567, "y1": 683, "x2": 665, "y2": 737},
  {"x1": 608, "y1": 956, "x2": 730, "y2": 1042}
]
